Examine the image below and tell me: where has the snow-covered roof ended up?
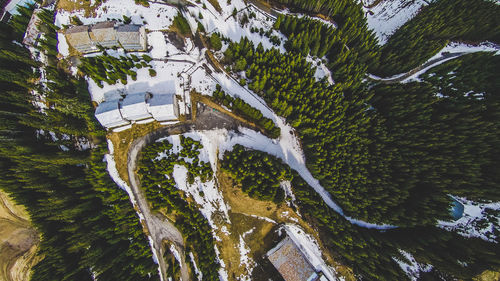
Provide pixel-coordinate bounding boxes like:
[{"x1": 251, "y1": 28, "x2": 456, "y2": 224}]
[
  {"x1": 95, "y1": 100, "x2": 129, "y2": 128},
  {"x1": 120, "y1": 93, "x2": 151, "y2": 121},
  {"x1": 267, "y1": 236, "x2": 319, "y2": 281},
  {"x1": 147, "y1": 93, "x2": 178, "y2": 121}
]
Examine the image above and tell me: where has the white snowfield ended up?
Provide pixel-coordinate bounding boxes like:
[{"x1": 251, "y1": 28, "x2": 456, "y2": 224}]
[
  {"x1": 364, "y1": 0, "x2": 428, "y2": 45},
  {"x1": 393, "y1": 249, "x2": 432, "y2": 281}
]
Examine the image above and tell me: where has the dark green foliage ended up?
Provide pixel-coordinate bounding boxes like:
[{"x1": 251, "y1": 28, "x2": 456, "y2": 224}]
[
  {"x1": 0, "y1": 9, "x2": 159, "y2": 281},
  {"x1": 221, "y1": 144, "x2": 288, "y2": 203},
  {"x1": 223, "y1": 37, "x2": 500, "y2": 226},
  {"x1": 79, "y1": 52, "x2": 152, "y2": 87},
  {"x1": 138, "y1": 136, "x2": 219, "y2": 280},
  {"x1": 212, "y1": 85, "x2": 280, "y2": 138},
  {"x1": 209, "y1": 32, "x2": 222, "y2": 51},
  {"x1": 374, "y1": 0, "x2": 500, "y2": 76},
  {"x1": 172, "y1": 13, "x2": 191, "y2": 36},
  {"x1": 275, "y1": 14, "x2": 378, "y2": 87},
  {"x1": 222, "y1": 147, "x2": 500, "y2": 280}
]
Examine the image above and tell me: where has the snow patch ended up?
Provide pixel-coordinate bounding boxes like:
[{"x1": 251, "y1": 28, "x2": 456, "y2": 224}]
[
  {"x1": 438, "y1": 197, "x2": 500, "y2": 242},
  {"x1": 393, "y1": 249, "x2": 432, "y2": 281}
]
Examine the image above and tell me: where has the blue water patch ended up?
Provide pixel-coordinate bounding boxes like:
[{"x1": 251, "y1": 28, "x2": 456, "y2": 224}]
[
  {"x1": 451, "y1": 198, "x2": 465, "y2": 220},
  {"x1": 7, "y1": 0, "x2": 35, "y2": 15}
]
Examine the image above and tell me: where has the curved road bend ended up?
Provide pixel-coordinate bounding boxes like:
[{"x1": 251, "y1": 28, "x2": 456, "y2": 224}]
[{"x1": 127, "y1": 106, "x2": 248, "y2": 281}]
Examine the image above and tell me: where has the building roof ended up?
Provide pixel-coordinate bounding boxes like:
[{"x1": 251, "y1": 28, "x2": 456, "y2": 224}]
[
  {"x1": 90, "y1": 22, "x2": 117, "y2": 46},
  {"x1": 116, "y1": 25, "x2": 145, "y2": 49},
  {"x1": 267, "y1": 236, "x2": 319, "y2": 281},
  {"x1": 95, "y1": 100, "x2": 129, "y2": 128},
  {"x1": 120, "y1": 93, "x2": 151, "y2": 121},
  {"x1": 147, "y1": 94, "x2": 177, "y2": 121}
]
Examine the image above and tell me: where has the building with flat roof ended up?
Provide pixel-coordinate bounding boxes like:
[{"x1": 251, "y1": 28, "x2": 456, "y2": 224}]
[
  {"x1": 116, "y1": 24, "x2": 146, "y2": 51},
  {"x1": 120, "y1": 93, "x2": 152, "y2": 121},
  {"x1": 65, "y1": 25, "x2": 95, "y2": 53},
  {"x1": 267, "y1": 236, "x2": 320, "y2": 281},
  {"x1": 65, "y1": 22, "x2": 147, "y2": 54},
  {"x1": 95, "y1": 100, "x2": 130, "y2": 129},
  {"x1": 146, "y1": 93, "x2": 178, "y2": 122},
  {"x1": 266, "y1": 232, "x2": 330, "y2": 281},
  {"x1": 90, "y1": 21, "x2": 118, "y2": 48}
]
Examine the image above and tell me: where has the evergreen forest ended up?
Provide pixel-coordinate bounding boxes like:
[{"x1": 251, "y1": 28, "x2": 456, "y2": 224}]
[
  {"x1": 222, "y1": 146, "x2": 500, "y2": 280},
  {"x1": 0, "y1": 6, "x2": 160, "y2": 281}
]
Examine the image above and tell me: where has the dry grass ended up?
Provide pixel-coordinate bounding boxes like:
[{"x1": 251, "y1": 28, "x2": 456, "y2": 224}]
[
  {"x1": 0, "y1": 191, "x2": 40, "y2": 281},
  {"x1": 108, "y1": 121, "x2": 164, "y2": 184},
  {"x1": 57, "y1": 0, "x2": 104, "y2": 17}
]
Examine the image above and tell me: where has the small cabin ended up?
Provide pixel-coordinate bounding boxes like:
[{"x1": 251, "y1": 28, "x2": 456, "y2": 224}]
[{"x1": 267, "y1": 235, "x2": 330, "y2": 281}]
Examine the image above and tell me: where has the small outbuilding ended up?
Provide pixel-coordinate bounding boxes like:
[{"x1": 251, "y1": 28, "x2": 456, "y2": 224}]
[
  {"x1": 267, "y1": 236, "x2": 321, "y2": 281},
  {"x1": 146, "y1": 93, "x2": 178, "y2": 121},
  {"x1": 120, "y1": 93, "x2": 152, "y2": 121},
  {"x1": 95, "y1": 100, "x2": 130, "y2": 129}
]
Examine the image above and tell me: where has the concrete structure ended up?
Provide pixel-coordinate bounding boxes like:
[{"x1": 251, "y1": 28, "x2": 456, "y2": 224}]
[
  {"x1": 120, "y1": 93, "x2": 151, "y2": 121},
  {"x1": 116, "y1": 25, "x2": 146, "y2": 51},
  {"x1": 146, "y1": 93, "x2": 178, "y2": 122},
  {"x1": 95, "y1": 100, "x2": 129, "y2": 129},
  {"x1": 65, "y1": 22, "x2": 147, "y2": 54},
  {"x1": 267, "y1": 235, "x2": 328, "y2": 281}
]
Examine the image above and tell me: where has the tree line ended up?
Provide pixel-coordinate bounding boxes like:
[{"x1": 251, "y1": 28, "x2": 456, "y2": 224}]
[
  {"x1": 79, "y1": 52, "x2": 154, "y2": 87},
  {"x1": 212, "y1": 84, "x2": 281, "y2": 138}
]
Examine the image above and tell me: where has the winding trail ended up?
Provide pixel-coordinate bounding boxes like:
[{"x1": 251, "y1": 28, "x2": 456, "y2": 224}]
[{"x1": 368, "y1": 51, "x2": 466, "y2": 83}]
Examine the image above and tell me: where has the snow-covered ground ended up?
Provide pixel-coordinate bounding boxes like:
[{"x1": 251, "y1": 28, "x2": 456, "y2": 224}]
[
  {"x1": 159, "y1": 133, "x2": 230, "y2": 232},
  {"x1": 393, "y1": 249, "x2": 432, "y2": 281},
  {"x1": 438, "y1": 197, "x2": 500, "y2": 243},
  {"x1": 55, "y1": 0, "x2": 177, "y2": 30},
  {"x1": 364, "y1": 0, "x2": 428, "y2": 44},
  {"x1": 184, "y1": 0, "x2": 287, "y2": 52}
]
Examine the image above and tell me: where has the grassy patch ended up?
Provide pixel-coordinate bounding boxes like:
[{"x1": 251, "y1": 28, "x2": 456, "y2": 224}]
[
  {"x1": 108, "y1": 121, "x2": 164, "y2": 184},
  {"x1": 216, "y1": 168, "x2": 355, "y2": 280},
  {"x1": 57, "y1": 0, "x2": 103, "y2": 17}
]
